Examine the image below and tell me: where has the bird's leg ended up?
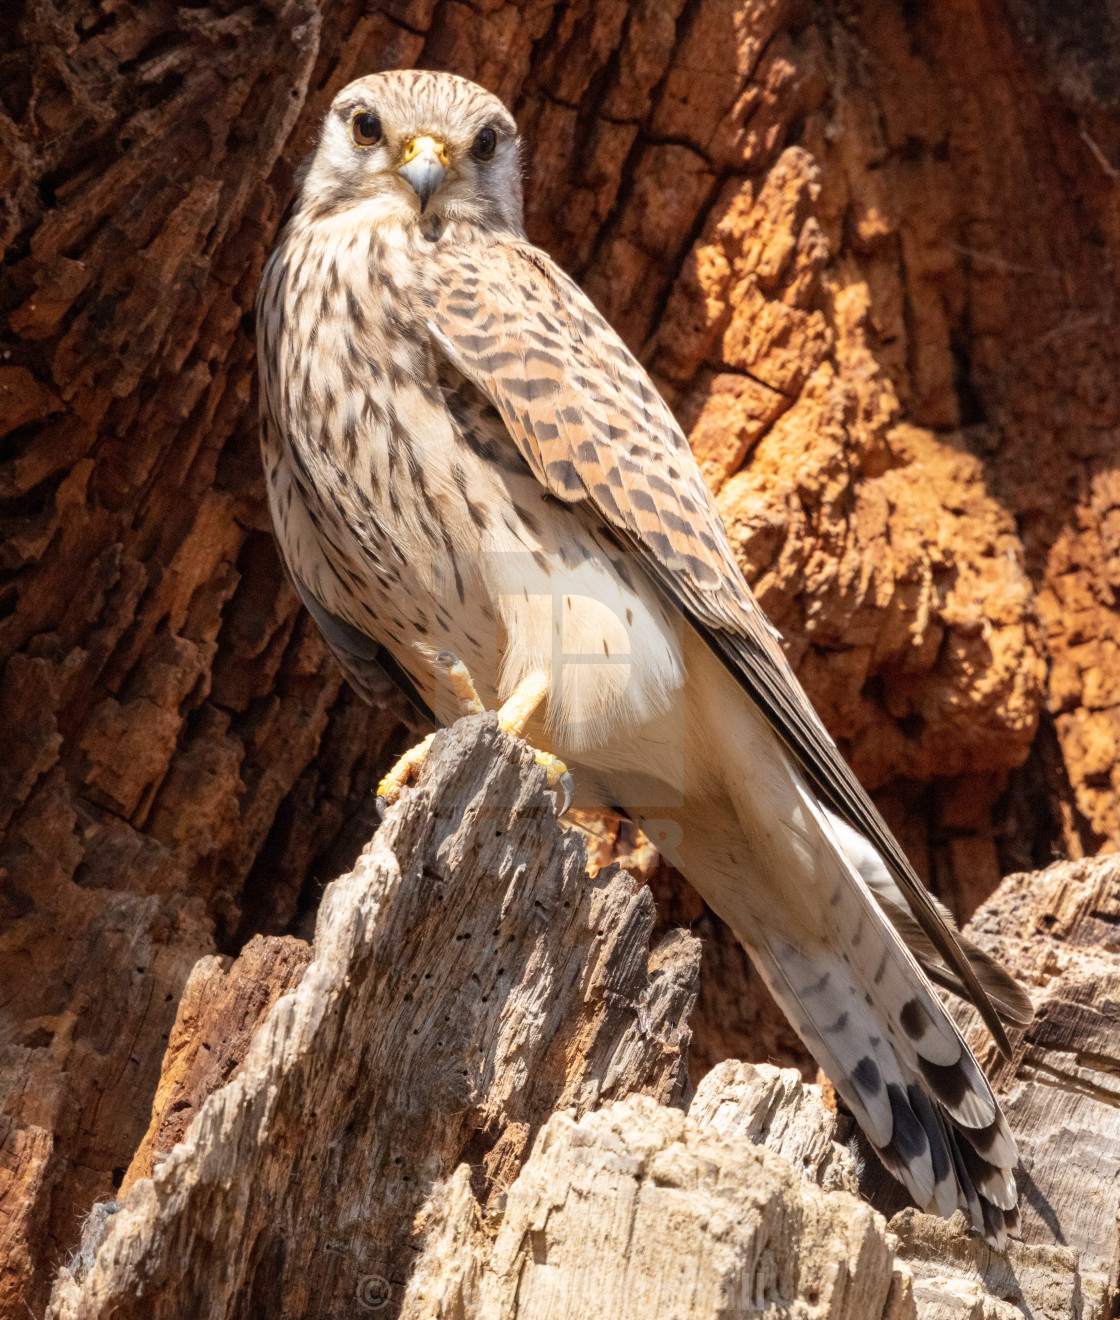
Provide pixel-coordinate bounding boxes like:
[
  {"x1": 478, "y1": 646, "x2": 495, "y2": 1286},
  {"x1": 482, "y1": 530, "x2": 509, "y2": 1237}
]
[
  {"x1": 376, "y1": 664, "x2": 574, "y2": 815},
  {"x1": 376, "y1": 652, "x2": 486, "y2": 814},
  {"x1": 439, "y1": 652, "x2": 486, "y2": 716},
  {"x1": 376, "y1": 732, "x2": 436, "y2": 812},
  {"x1": 497, "y1": 670, "x2": 574, "y2": 815},
  {"x1": 375, "y1": 656, "x2": 573, "y2": 815}
]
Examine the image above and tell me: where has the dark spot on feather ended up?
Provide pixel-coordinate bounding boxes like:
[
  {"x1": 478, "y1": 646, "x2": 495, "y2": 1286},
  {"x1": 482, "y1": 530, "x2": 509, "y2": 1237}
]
[
  {"x1": 646, "y1": 531, "x2": 674, "y2": 559},
  {"x1": 887, "y1": 1083, "x2": 928, "y2": 1162},
  {"x1": 852, "y1": 1056, "x2": 881, "y2": 1096},
  {"x1": 346, "y1": 289, "x2": 366, "y2": 333},
  {"x1": 958, "y1": 1140, "x2": 1001, "y2": 1198},
  {"x1": 907, "y1": 1086, "x2": 951, "y2": 1184},
  {"x1": 546, "y1": 460, "x2": 581, "y2": 493},
  {"x1": 456, "y1": 332, "x2": 490, "y2": 353},
  {"x1": 965, "y1": 1118, "x2": 1003, "y2": 1157},
  {"x1": 684, "y1": 553, "x2": 716, "y2": 582},
  {"x1": 514, "y1": 503, "x2": 540, "y2": 536},
  {"x1": 900, "y1": 998, "x2": 929, "y2": 1041},
  {"x1": 342, "y1": 415, "x2": 357, "y2": 462},
  {"x1": 916, "y1": 1055, "x2": 969, "y2": 1111},
  {"x1": 361, "y1": 395, "x2": 383, "y2": 428},
  {"x1": 589, "y1": 480, "x2": 613, "y2": 505}
]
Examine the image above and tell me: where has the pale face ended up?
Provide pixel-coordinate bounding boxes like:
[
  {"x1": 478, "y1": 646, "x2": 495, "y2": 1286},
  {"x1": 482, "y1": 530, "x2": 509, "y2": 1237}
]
[{"x1": 298, "y1": 70, "x2": 524, "y2": 234}]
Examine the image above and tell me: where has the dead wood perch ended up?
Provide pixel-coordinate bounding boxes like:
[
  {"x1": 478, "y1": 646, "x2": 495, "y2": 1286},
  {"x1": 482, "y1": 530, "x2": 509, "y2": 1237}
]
[
  {"x1": 47, "y1": 716, "x2": 699, "y2": 1318},
  {"x1": 47, "y1": 718, "x2": 1120, "y2": 1319}
]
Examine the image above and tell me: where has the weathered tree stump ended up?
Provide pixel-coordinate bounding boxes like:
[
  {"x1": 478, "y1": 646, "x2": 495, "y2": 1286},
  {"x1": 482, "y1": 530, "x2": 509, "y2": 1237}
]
[
  {"x1": 48, "y1": 721, "x2": 1120, "y2": 1319},
  {"x1": 3, "y1": 1, "x2": 1120, "y2": 1315},
  {"x1": 47, "y1": 719, "x2": 699, "y2": 1317}
]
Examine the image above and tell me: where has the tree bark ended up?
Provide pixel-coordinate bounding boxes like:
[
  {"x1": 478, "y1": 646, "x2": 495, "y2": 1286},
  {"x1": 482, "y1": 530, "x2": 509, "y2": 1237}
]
[
  {"x1": 47, "y1": 718, "x2": 701, "y2": 1317},
  {"x1": 45, "y1": 722, "x2": 1120, "y2": 1319},
  {"x1": 2, "y1": 0, "x2": 1120, "y2": 1315}
]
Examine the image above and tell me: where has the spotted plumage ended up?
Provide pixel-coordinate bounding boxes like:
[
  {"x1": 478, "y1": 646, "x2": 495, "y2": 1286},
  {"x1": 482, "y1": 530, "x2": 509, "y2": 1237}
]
[{"x1": 257, "y1": 68, "x2": 1032, "y2": 1245}]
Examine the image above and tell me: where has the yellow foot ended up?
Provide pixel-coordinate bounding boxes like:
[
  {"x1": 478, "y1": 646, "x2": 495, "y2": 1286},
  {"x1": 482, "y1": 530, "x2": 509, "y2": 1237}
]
[
  {"x1": 497, "y1": 671, "x2": 574, "y2": 816},
  {"x1": 436, "y1": 651, "x2": 485, "y2": 716},
  {"x1": 376, "y1": 732, "x2": 435, "y2": 815},
  {"x1": 376, "y1": 662, "x2": 575, "y2": 818},
  {"x1": 376, "y1": 654, "x2": 488, "y2": 816}
]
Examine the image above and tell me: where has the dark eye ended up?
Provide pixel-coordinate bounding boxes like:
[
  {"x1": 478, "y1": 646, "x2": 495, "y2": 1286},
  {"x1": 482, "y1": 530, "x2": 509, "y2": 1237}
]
[
  {"x1": 471, "y1": 126, "x2": 498, "y2": 161},
  {"x1": 351, "y1": 112, "x2": 382, "y2": 147}
]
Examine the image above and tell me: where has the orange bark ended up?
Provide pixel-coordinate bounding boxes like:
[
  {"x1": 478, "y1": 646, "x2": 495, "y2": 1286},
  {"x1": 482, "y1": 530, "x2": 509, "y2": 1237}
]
[{"x1": 2, "y1": 0, "x2": 1119, "y2": 1312}]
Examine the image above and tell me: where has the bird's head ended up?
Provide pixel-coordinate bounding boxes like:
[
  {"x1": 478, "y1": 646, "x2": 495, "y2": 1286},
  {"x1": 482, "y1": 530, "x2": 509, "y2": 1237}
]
[{"x1": 299, "y1": 70, "x2": 523, "y2": 234}]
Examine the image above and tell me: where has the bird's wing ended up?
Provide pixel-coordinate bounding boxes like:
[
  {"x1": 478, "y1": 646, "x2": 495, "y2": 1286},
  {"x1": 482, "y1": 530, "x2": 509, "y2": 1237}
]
[
  {"x1": 425, "y1": 236, "x2": 1014, "y2": 1057},
  {"x1": 292, "y1": 571, "x2": 435, "y2": 725}
]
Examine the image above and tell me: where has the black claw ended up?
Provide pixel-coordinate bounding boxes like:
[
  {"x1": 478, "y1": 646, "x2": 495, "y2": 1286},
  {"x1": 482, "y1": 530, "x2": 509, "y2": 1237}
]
[
  {"x1": 556, "y1": 770, "x2": 574, "y2": 817},
  {"x1": 435, "y1": 650, "x2": 459, "y2": 669},
  {"x1": 375, "y1": 794, "x2": 388, "y2": 821}
]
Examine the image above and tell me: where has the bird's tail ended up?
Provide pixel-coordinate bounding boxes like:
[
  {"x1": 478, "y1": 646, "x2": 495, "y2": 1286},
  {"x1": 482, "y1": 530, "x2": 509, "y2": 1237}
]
[
  {"x1": 825, "y1": 807, "x2": 1033, "y2": 1029},
  {"x1": 738, "y1": 779, "x2": 1020, "y2": 1247}
]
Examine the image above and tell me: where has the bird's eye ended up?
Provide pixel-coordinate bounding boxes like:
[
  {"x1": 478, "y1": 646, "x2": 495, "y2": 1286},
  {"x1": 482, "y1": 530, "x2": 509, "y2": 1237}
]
[
  {"x1": 471, "y1": 127, "x2": 498, "y2": 161},
  {"x1": 351, "y1": 112, "x2": 382, "y2": 147}
]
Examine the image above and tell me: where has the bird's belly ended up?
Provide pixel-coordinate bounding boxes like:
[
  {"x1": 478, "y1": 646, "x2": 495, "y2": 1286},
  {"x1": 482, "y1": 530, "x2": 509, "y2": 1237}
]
[
  {"x1": 266, "y1": 434, "x2": 687, "y2": 752},
  {"x1": 478, "y1": 497, "x2": 687, "y2": 761},
  {"x1": 264, "y1": 443, "x2": 505, "y2": 719}
]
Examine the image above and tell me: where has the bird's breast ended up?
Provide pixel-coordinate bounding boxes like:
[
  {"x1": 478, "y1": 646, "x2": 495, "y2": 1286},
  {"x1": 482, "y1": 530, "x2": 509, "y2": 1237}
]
[{"x1": 259, "y1": 224, "x2": 686, "y2": 758}]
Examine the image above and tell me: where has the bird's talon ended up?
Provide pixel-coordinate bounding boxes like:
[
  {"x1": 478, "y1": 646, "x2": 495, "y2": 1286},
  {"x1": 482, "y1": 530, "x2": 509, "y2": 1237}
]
[
  {"x1": 556, "y1": 769, "x2": 574, "y2": 817},
  {"x1": 376, "y1": 732, "x2": 436, "y2": 813},
  {"x1": 529, "y1": 747, "x2": 573, "y2": 815}
]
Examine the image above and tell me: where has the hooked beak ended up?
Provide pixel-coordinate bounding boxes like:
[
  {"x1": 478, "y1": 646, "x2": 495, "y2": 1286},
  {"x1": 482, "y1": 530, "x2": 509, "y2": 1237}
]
[{"x1": 397, "y1": 135, "x2": 450, "y2": 213}]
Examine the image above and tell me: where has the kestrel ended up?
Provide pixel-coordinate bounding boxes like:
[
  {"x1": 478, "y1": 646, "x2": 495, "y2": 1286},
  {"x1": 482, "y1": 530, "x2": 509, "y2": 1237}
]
[{"x1": 256, "y1": 70, "x2": 1032, "y2": 1244}]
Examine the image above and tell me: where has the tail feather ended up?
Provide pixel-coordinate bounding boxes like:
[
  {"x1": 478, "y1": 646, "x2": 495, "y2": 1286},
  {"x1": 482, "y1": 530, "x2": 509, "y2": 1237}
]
[
  {"x1": 751, "y1": 935, "x2": 946, "y2": 1217},
  {"x1": 826, "y1": 809, "x2": 1033, "y2": 1028},
  {"x1": 915, "y1": 1051, "x2": 995, "y2": 1129},
  {"x1": 905, "y1": 1085, "x2": 958, "y2": 1219},
  {"x1": 738, "y1": 779, "x2": 1020, "y2": 1248},
  {"x1": 967, "y1": 1112, "x2": 1018, "y2": 1171}
]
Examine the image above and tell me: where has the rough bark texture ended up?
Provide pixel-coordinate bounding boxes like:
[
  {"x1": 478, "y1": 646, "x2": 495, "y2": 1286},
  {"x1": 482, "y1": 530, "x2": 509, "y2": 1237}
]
[
  {"x1": 47, "y1": 719, "x2": 701, "y2": 1317},
  {"x1": 844, "y1": 854, "x2": 1120, "y2": 1316},
  {"x1": 3, "y1": 0, "x2": 1120, "y2": 1315},
  {"x1": 45, "y1": 724, "x2": 1120, "y2": 1319}
]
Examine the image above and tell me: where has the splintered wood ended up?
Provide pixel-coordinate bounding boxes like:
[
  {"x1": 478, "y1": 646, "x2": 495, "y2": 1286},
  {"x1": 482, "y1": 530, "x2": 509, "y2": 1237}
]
[{"x1": 49, "y1": 722, "x2": 1120, "y2": 1320}]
